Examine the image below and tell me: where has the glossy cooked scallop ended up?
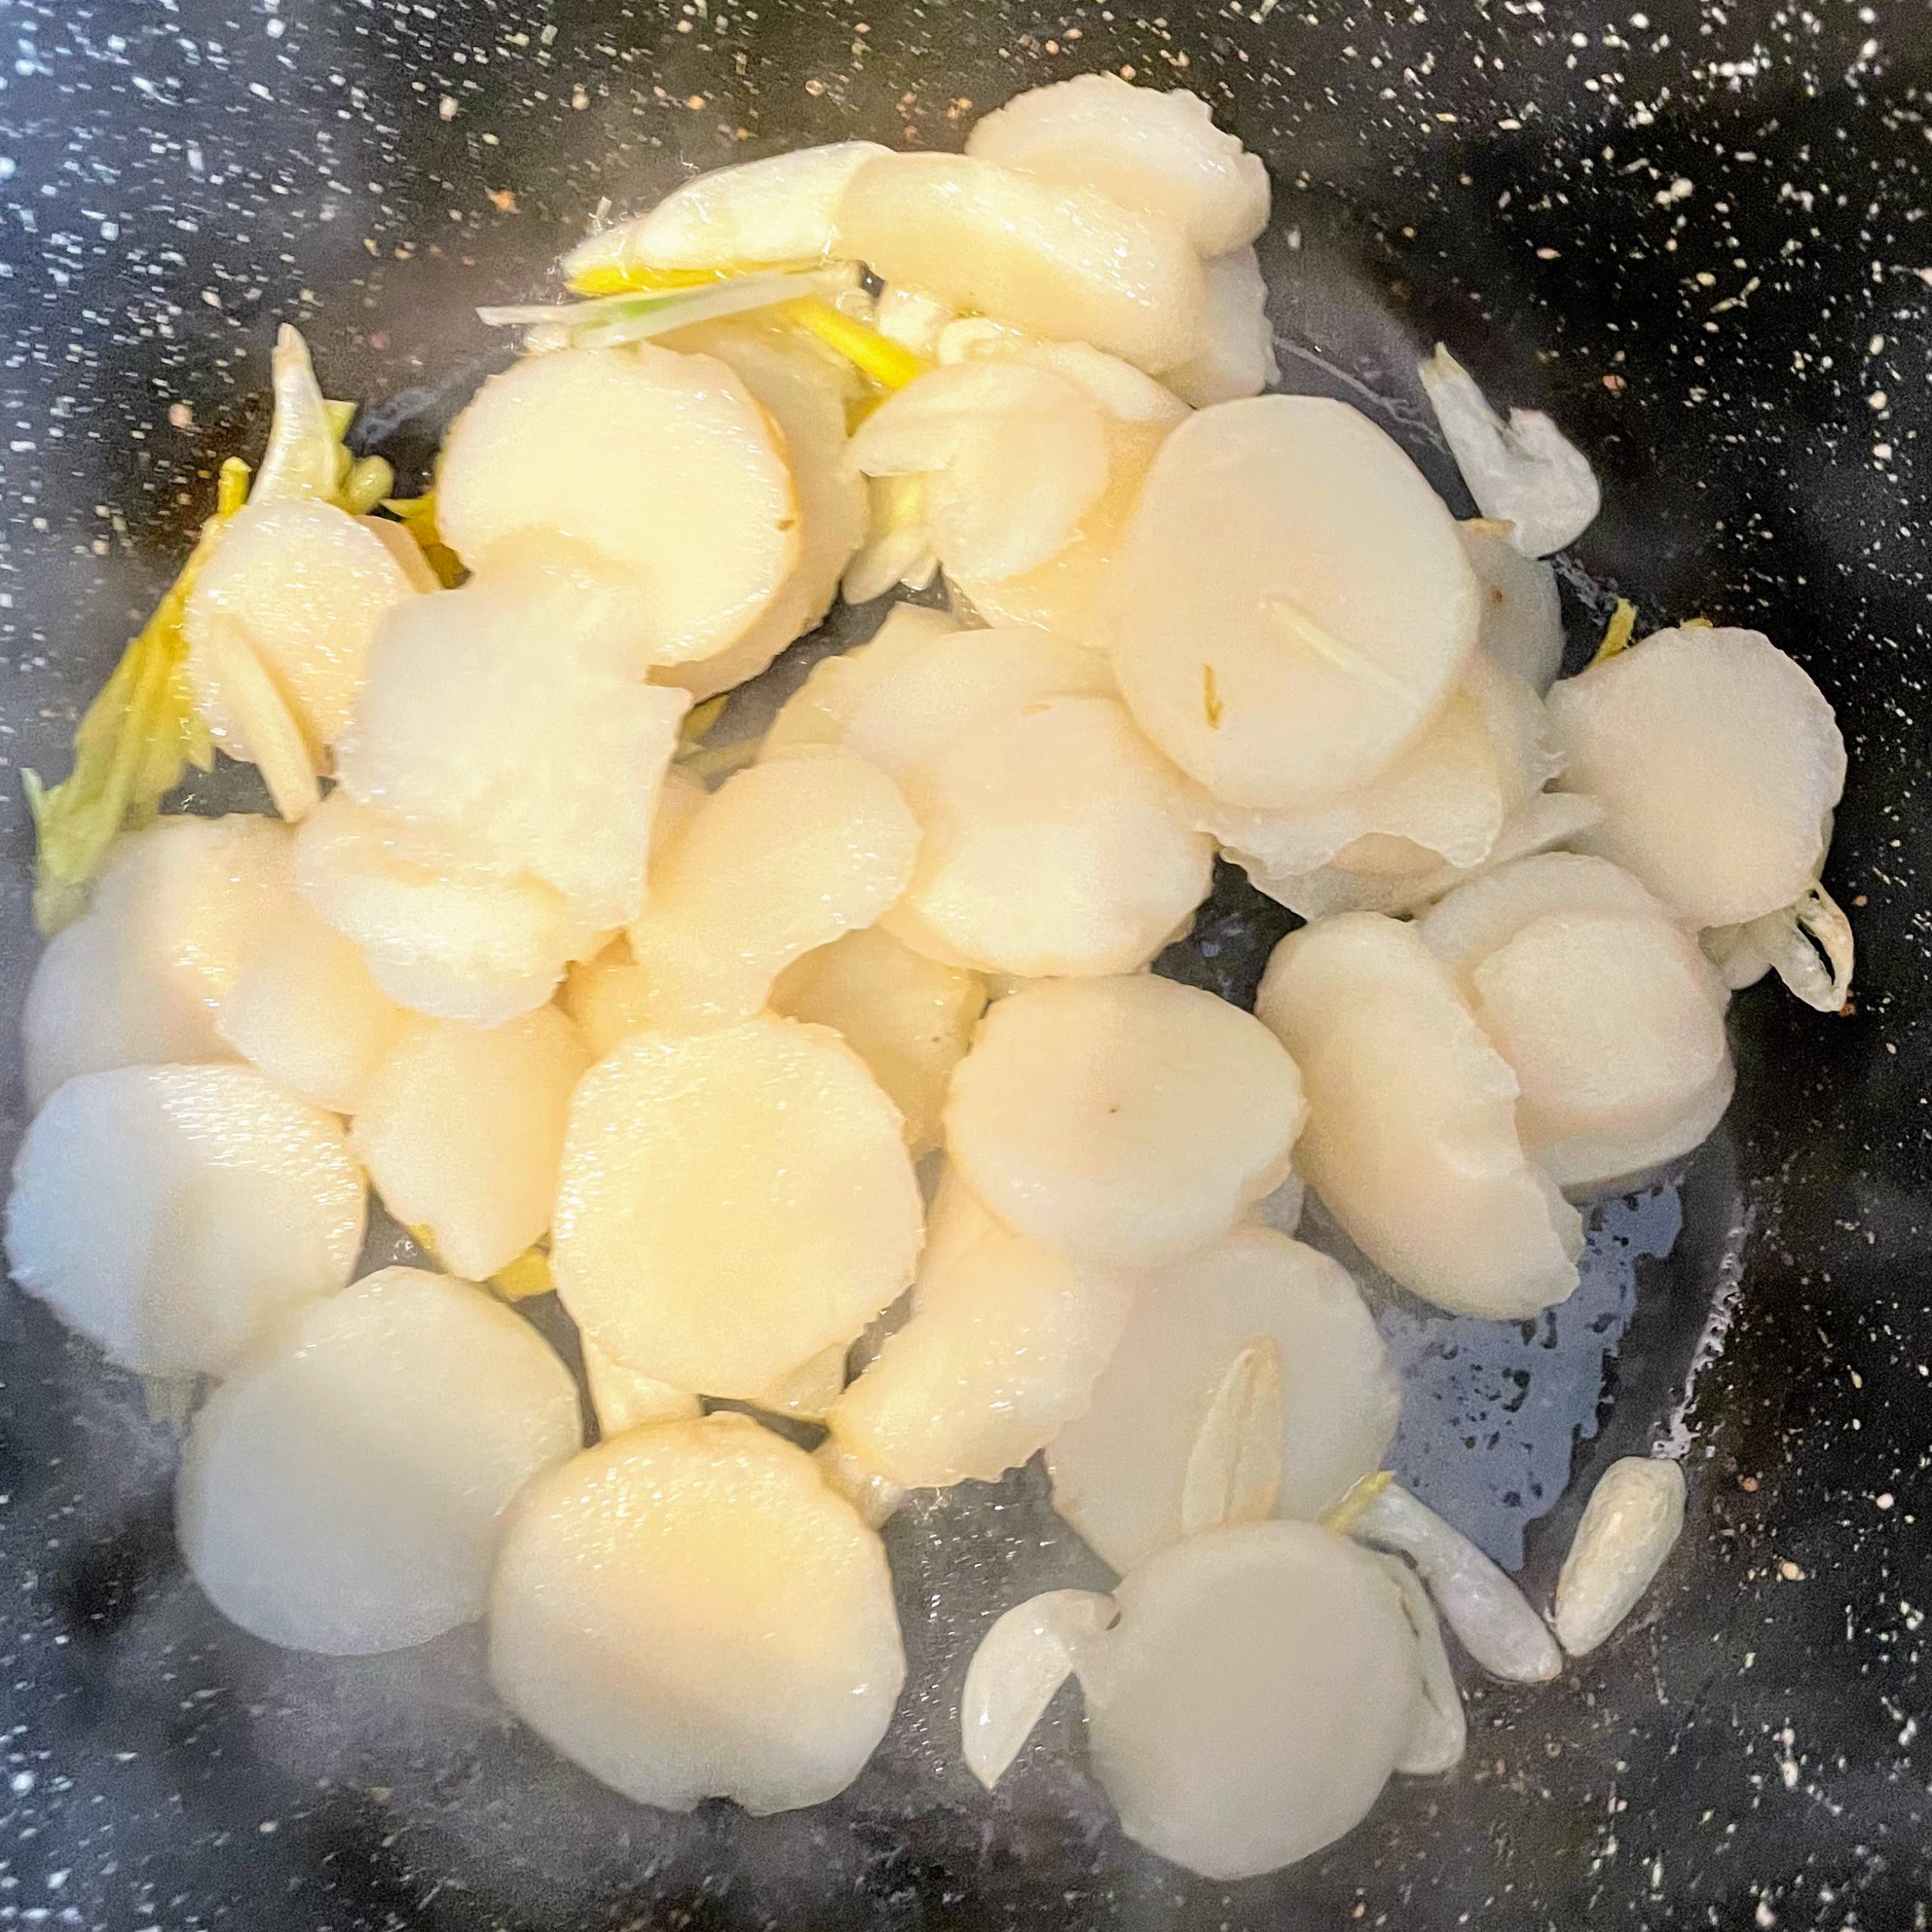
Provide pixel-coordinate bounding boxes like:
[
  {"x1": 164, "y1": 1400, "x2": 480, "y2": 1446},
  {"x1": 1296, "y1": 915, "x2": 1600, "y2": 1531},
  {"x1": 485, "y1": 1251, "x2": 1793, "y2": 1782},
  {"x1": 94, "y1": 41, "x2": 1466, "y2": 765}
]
[
  {"x1": 1257, "y1": 912, "x2": 1582, "y2": 1318},
  {"x1": 770, "y1": 925, "x2": 988, "y2": 1158},
  {"x1": 625, "y1": 748, "x2": 920, "y2": 1029},
  {"x1": 351, "y1": 1007, "x2": 592, "y2": 1281},
  {"x1": 214, "y1": 891, "x2": 404, "y2": 1114},
  {"x1": 337, "y1": 546, "x2": 690, "y2": 929},
  {"x1": 294, "y1": 792, "x2": 600, "y2": 1027},
  {"x1": 826, "y1": 1168, "x2": 1135, "y2": 1489},
  {"x1": 964, "y1": 74, "x2": 1269, "y2": 258},
  {"x1": 944, "y1": 974, "x2": 1305, "y2": 1268},
  {"x1": 5, "y1": 1063, "x2": 365, "y2": 1377},
  {"x1": 23, "y1": 814, "x2": 294, "y2": 1109},
  {"x1": 1420, "y1": 857, "x2": 1735, "y2": 1192},
  {"x1": 177, "y1": 1268, "x2": 580, "y2": 1654},
  {"x1": 835, "y1": 152, "x2": 1206, "y2": 373},
  {"x1": 1100, "y1": 396, "x2": 1479, "y2": 809},
  {"x1": 552, "y1": 1015, "x2": 922, "y2": 1398},
  {"x1": 849, "y1": 360, "x2": 1112, "y2": 583},
  {"x1": 1161, "y1": 247, "x2": 1278, "y2": 407},
  {"x1": 654, "y1": 320, "x2": 868, "y2": 703},
  {"x1": 183, "y1": 497, "x2": 434, "y2": 758},
  {"x1": 435, "y1": 345, "x2": 798, "y2": 666},
  {"x1": 883, "y1": 694, "x2": 1216, "y2": 977},
  {"x1": 1547, "y1": 626, "x2": 1846, "y2": 928},
  {"x1": 838, "y1": 625, "x2": 1113, "y2": 777},
  {"x1": 759, "y1": 603, "x2": 961, "y2": 760},
  {"x1": 1046, "y1": 1224, "x2": 1401, "y2": 1574},
  {"x1": 488, "y1": 1413, "x2": 906, "y2": 1814},
  {"x1": 1078, "y1": 1521, "x2": 1422, "y2": 1880},
  {"x1": 1204, "y1": 652, "x2": 1555, "y2": 883},
  {"x1": 564, "y1": 141, "x2": 890, "y2": 279}
]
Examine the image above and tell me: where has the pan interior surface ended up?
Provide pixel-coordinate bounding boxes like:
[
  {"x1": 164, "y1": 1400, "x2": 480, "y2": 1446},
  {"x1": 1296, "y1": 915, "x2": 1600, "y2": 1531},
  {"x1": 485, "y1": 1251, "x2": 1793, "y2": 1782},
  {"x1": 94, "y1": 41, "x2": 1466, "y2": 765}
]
[{"x1": 0, "y1": 2, "x2": 1923, "y2": 1926}]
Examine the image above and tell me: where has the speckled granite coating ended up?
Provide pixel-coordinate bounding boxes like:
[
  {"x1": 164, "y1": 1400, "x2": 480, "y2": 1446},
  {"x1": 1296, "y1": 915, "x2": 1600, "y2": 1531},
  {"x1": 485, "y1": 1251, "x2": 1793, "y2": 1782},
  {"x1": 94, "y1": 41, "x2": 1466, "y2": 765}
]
[{"x1": 1, "y1": 2, "x2": 1927, "y2": 1927}]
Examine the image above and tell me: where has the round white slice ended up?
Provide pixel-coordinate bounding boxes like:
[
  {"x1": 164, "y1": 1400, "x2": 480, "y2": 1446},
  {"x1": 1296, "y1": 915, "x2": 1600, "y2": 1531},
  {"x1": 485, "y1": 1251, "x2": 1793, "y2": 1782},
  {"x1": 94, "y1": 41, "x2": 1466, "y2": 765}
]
[
  {"x1": 184, "y1": 497, "x2": 434, "y2": 758},
  {"x1": 1469, "y1": 912, "x2": 1735, "y2": 1192},
  {"x1": 215, "y1": 893, "x2": 405, "y2": 1114},
  {"x1": 488, "y1": 1413, "x2": 906, "y2": 1814},
  {"x1": 1460, "y1": 518, "x2": 1563, "y2": 693},
  {"x1": 965, "y1": 75, "x2": 1269, "y2": 258},
  {"x1": 1256, "y1": 912, "x2": 1581, "y2": 1318},
  {"x1": 945, "y1": 974, "x2": 1304, "y2": 1269},
  {"x1": 883, "y1": 694, "x2": 1214, "y2": 977},
  {"x1": 1547, "y1": 626, "x2": 1846, "y2": 928},
  {"x1": 1418, "y1": 850, "x2": 1678, "y2": 979},
  {"x1": 625, "y1": 748, "x2": 919, "y2": 1029},
  {"x1": 835, "y1": 152, "x2": 1205, "y2": 374},
  {"x1": 826, "y1": 1168, "x2": 1134, "y2": 1489},
  {"x1": 352, "y1": 1008, "x2": 592, "y2": 1282},
  {"x1": 849, "y1": 361, "x2": 1111, "y2": 583},
  {"x1": 1047, "y1": 1224, "x2": 1400, "y2": 1574},
  {"x1": 337, "y1": 547, "x2": 689, "y2": 928},
  {"x1": 952, "y1": 419, "x2": 1174, "y2": 641},
  {"x1": 177, "y1": 1268, "x2": 580, "y2": 1654},
  {"x1": 1100, "y1": 395, "x2": 1478, "y2": 809},
  {"x1": 5, "y1": 1063, "x2": 365, "y2": 1377},
  {"x1": 435, "y1": 345, "x2": 798, "y2": 666},
  {"x1": 770, "y1": 925, "x2": 988, "y2": 1158},
  {"x1": 564, "y1": 142, "x2": 890, "y2": 279},
  {"x1": 552, "y1": 1015, "x2": 922, "y2": 1398},
  {"x1": 760, "y1": 603, "x2": 960, "y2": 761},
  {"x1": 654, "y1": 321, "x2": 867, "y2": 702},
  {"x1": 1205, "y1": 652, "x2": 1555, "y2": 882},
  {"x1": 1075, "y1": 1520, "x2": 1421, "y2": 1881},
  {"x1": 839, "y1": 626, "x2": 1112, "y2": 777},
  {"x1": 295, "y1": 793, "x2": 599, "y2": 1027},
  {"x1": 23, "y1": 814, "x2": 293, "y2": 1109},
  {"x1": 1162, "y1": 247, "x2": 1278, "y2": 408}
]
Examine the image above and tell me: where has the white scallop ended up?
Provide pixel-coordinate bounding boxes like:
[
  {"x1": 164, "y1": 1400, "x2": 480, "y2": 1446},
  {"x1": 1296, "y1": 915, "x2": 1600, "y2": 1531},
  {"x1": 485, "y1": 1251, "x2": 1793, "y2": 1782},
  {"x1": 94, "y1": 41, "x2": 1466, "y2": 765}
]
[
  {"x1": 5, "y1": 1064, "x2": 365, "y2": 1378},
  {"x1": 488, "y1": 1414, "x2": 906, "y2": 1814},
  {"x1": 1162, "y1": 248, "x2": 1278, "y2": 407},
  {"x1": 944, "y1": 974, "x2": 1304, "y2": 1269},
  {"x1": 178, "y1": 1268, "x2": 578, "y2": 1654},
  {"x1": 1048, "y1": 1224, "x2": 1400, "y2": 1574},
  {"x1": 184, "y1": 497, "x2": 434, "y2": 759},
  {"x1": 826, "y1": 1168, "x2": 1135, "y2": 1489},
  {"x1": 1547, "y1": 626, "x2": 1846, "y2": 928},
  {"x1": 835, "y1": 152, "x2": 1205, "y2": 373},
  {"x1": 337, "y1": 547, "x2": 687, "y2": 930},
  {"x1": 1100, "y1": 396, "x2": 1478, "y2": 809},
  {"x1": 966, "y1": 75, "x2": 1269, "y2": 258},
  {"x1": 1256, "y1": 912, "x2": 1580, "y2": 1318},
  {"x1": 563, "y1": 142, "x2": 891, "y2": 279},
  {"x1": 352, "y1": 1008, "x2": 592, "y2": 1282},
  {"x1": 1076, "y1": 1521, "x2": 1422, "y2": 1880},
  {"x1": 23, "y1": 814, "x2": 293, "y2": 1110},
  {"x1": 435, "y1": 346, "x2": 798, "y2": 666},
  {"x1": 1460, "y1": 518, "x2": 1563, "y2": 694}
]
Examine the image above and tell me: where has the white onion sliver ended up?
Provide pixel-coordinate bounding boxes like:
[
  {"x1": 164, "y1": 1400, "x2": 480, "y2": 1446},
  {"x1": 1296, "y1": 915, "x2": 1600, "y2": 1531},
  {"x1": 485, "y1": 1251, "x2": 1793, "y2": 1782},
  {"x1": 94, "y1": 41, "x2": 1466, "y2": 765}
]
[
  {"x1": 959, "y1": 1589, "x2": 1117, "y2": 1790},
  {"x1": 1420, "y1": 346, "x2": 1600, "y2": 558},
  {"x1": 1553, "y1": 1456, "x2": 1686, "y2": 1657},
  {"x1": 1349, "y1": 1481, "x2": 1562, "y2": 1684}
]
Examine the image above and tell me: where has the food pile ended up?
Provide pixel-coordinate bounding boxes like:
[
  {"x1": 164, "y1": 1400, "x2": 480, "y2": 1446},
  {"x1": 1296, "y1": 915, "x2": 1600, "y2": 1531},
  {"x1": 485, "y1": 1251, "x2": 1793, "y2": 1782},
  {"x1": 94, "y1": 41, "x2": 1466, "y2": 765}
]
[{"x1": 6, "y1": 75, "x2": 1851, "y2": 1881}]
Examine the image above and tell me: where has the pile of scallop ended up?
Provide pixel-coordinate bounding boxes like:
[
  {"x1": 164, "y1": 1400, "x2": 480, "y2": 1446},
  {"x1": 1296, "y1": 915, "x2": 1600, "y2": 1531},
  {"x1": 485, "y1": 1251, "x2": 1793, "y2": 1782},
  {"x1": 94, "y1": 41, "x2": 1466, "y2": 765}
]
[{"x1": 8, "y1": 76, "x2": 1853, "y2": 1881}]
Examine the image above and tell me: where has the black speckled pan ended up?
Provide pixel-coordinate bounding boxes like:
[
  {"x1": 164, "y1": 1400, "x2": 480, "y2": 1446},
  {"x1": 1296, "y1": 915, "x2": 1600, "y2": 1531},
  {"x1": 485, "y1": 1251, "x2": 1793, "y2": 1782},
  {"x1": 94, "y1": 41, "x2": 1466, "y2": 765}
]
[{"x1": 2, "y1": 2, "x2": 1927, "y2": 1926}]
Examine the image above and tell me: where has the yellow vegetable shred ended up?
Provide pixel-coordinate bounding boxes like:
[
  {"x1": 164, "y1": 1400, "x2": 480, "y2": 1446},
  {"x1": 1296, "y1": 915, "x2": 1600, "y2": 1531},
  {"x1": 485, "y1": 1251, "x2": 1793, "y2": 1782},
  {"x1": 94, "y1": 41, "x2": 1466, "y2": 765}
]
[
  {"x1": 1590, "y1": 597, "x2": 1638, "y2": 667},
  {"x1": 23, "y1": 456, "x2": 248, "y2": 935}
]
